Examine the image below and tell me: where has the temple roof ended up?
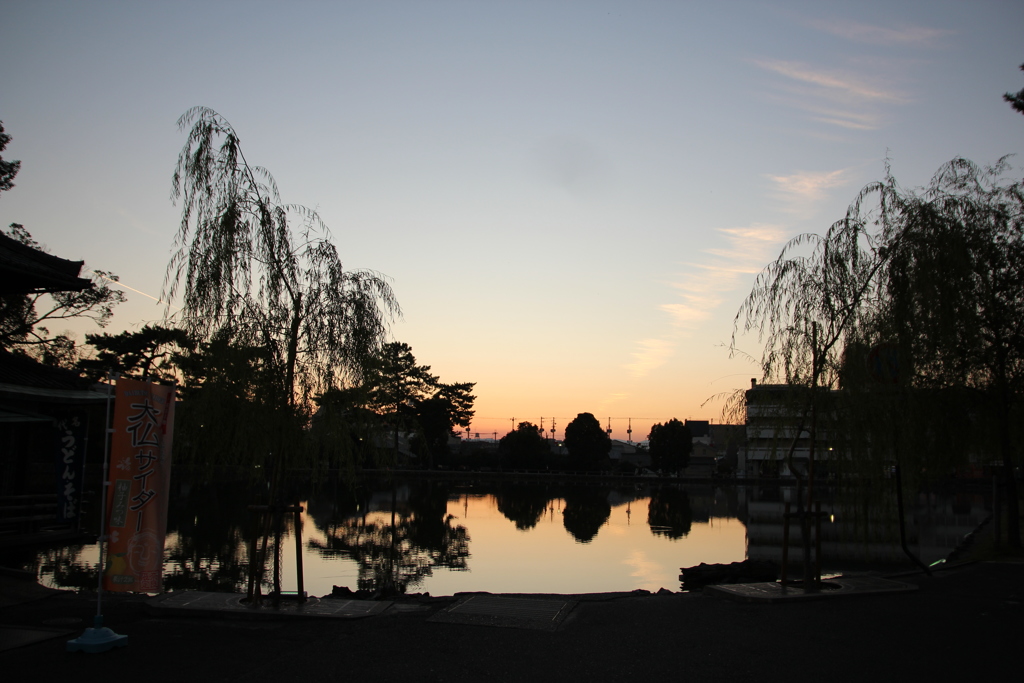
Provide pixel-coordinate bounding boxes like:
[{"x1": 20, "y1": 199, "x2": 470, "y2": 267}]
[{"x1": 0, "y1": 230, "x2": 93, "y2": 295}]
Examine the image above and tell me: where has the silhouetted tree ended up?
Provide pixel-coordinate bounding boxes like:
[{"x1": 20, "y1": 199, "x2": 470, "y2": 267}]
[
  {"x1": 172, "y1": 332, "x2": 292, "y2": 471},
  {"x1": 362, "y1": 342, "x2": 437, "y2": 415},
  {"x1": 412, "y1": 382, "x2": 476, "y2": 466},
  {"x1": 1004, "y1": 63, "x2": 1024, "y2": 115},
  {"x1": 164, "y1": 106, "x2": 399, "y2": 477},
  {"x1": 78, "y1": 324, "x2": 194, "y2": 381},
  {"x1": 1, "y1": 125, "x2": 124, "y2": 366},
  {"x1": 647, "y1": 419, "x2": 693, "y2": 474},
  {"x1": 499, "y1": 421, "x2": 550, "y2": 469},
  {"x1": 0, "y1": 121, "x2": 20, "y2": 194},
  {"x1": 876, "y1": 157, "x2": 1024, "y2": 547},
  {"x1": 0, "y1": 224, "x2": 125, "y2": 366},
  {"x1": 346, "y1": 342, "x2": 475, "y2": 466},
  {"x1": 358, "y1": 342, "x2": 437, "y2": 461},
  {"x1": 564, "y1": 412, "x2": 611, "y2": 471},
  {"x1": 735, "y1": 155, "x2": 1024, "y2": 550}
]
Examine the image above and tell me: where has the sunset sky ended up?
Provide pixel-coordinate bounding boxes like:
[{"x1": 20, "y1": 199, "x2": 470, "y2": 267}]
[{"x1": 2, "y1": 1, "x2": 1022, "y2": 441}]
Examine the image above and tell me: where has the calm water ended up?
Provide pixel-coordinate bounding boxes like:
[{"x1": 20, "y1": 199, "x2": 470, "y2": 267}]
[{"x1": 15, "y1": 477, "x2": 990, "y2": 596}]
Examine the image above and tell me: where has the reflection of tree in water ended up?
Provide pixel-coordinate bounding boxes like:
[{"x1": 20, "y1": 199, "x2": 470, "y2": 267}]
[
  {"x1": 309, "y1": 480, "x2": 469, "y2": 594},
  {"x1": 30, "y1": 544, "x2": 97, "y2": 590},
  {"x1": 304, "y1": 482, "x2": 365, "y2": 532},
  {"x1": 562, "y1": 486, "x2": 611, "y2": 543},
  {"x1": 647, "y1": 486, "x2": 693, "y2": 539},
  {"x1": 496, "y1": 483, "x2": 553, "y2": 530},
  {"x1": 162, "y1": 481, "x2": 252, "y2": 592},
  {"x1": 405, "y1": 480, "x2": 454, "y2": 549}
]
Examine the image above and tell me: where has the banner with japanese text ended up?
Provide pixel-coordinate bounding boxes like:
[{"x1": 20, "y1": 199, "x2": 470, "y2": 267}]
[
  {"x1": 53, "y1": 411, "x2": 87, "y2": 524},
  {"x1": 103, "y1": 378, "x2": 175, "y2": 593}
]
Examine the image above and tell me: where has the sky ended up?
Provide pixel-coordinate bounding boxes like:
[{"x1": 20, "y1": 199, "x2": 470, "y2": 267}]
[{"x1": 2, "y1": 0, "x2": 1022, "y2": 442}]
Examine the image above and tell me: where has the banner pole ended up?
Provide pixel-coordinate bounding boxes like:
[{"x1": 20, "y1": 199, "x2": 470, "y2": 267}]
[
  {"x1": 96, "y1": 374, "x2": 114, "y2": 617},
  {"x1": 67, "y1": 373, "x2": 127, "y2": 653}
]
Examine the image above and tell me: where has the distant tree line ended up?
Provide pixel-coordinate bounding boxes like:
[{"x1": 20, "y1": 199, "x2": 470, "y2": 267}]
[{"x1": 494, "y1": 412, "x2": 696, "y2": 474}]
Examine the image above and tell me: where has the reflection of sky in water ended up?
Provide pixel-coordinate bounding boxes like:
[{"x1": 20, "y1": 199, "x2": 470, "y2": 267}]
[
  {"x1": 30, "y1": 485, "x2": 983, "y2": 597},
  {"x1": 32, "y1": 494, "x2": 747, "y2": 597},
  {"x1": 297, "y1": 494, "x2": 746, "y2": 596}
]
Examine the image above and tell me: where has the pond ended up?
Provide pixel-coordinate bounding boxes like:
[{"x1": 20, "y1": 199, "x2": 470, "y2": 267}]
[{"x1": 10, "y1": 477, "x2": 991, "y2": 597}]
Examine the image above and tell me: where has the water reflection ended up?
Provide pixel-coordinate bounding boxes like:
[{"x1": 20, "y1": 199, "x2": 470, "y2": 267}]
[
  {"x1": 163, "y1": 481, "x2": 251, "y2": 592},
  {"x1": 11, "y1": 477, "x2": 992, "y2": 596},
  {"x1": 561, "y1": 486, "x2": 612, "y2": 543},
  {"x1": 741, "y1": 484, "x2": 992, "y2": 569},
  {"x1": 36, "y1": 544, "x2": 97, "y2": 590},
  {"x1": 308, "y1": 481, "x2": 470, "y2": 594},
  {"x1": 647, "y1": 488, "x2": 693, "y2": 539},
  {"x1": 494, "y1": 483, "x2": 551, "y2": 531}
]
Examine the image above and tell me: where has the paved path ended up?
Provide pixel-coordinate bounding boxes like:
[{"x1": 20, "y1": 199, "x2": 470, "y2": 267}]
[{"x1": 1, "y1": 561, "x2": 1021, "y2": 681}]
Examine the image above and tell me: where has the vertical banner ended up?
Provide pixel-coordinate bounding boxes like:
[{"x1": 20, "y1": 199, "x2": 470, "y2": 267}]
[
  {"x1": 53, "y1": 411, "x2": 87, "y2": 524},
  {"x1": 103, "y1": 378, "x2": 176, "y2": 593}
]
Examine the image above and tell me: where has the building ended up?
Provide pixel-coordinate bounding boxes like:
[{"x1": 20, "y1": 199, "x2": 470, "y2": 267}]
[
  {"x1": 740, "y1": 379, "x2": 837, "y2": 478},
  {"x1": 1, "y1": 231, "x2": 107, "y2": 544}
]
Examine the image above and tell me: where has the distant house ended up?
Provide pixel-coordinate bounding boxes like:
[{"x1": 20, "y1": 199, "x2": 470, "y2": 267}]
[
  {"x1": 685, "y1": 419, "x2": 711, "y2": 445},
  {"x1": 608, "y1": 439, "x2": 650, "y2": 469}
]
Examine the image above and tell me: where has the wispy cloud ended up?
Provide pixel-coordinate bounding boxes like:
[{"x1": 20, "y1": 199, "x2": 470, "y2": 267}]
[
  {"x1": 624, "y1": 339, "x2": 675, "y2": 378},
  {"x1": 766, "y1": 169, "x2": 850, "y2": 214},
  {"x1": 806, "y1": 19, "x2": 952, "y2": 47},
  {"x1": 660, "y1": 225, "x2": 786, "y2": 328},
  {"x1": 625, "y1": 225, "x2": 787, "y2": 378},
  {"x1": 752, "y1": 39, "x2": 923, "y2": 131},
  {"x1": 755, "y1": 59, "x2": 907, "y2": 105},
  {"x1": 595, "y1": 392, "x2": 632, "y2": 419}
]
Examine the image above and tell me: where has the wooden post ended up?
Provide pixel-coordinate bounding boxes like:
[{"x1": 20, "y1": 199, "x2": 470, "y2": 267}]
[
  {"x1": 814, "y1": 501, "x2": 822, "y2": 587},
  {"x1": 993, "y1": 475, "x2": 1001, "y2": 550},
  {"x1": 781, "y1": 501, "x2": 791, "y2": 586},
  {"x1": 294, "y1": 506, "x2": 305, "y2": 601},
  {"x1": 248, "y1": 503, "x2": 306, "y2": 604},
  {"x1": 246, "y1": 520, "x2": 259, "y2": 601}
]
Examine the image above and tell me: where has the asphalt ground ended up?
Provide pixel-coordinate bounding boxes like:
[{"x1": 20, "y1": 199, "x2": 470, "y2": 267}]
[{"x1": 0, "y1": 560, "x2": 1021, "y2": 682}]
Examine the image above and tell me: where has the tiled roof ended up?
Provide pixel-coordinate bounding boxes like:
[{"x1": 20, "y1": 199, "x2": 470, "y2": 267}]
[
  {"x1": 0, "y1": 231, "x2": 93, "y2": 295},
  {"x1": 0, "y1": 350, "x2": 94, "y2": 391}
]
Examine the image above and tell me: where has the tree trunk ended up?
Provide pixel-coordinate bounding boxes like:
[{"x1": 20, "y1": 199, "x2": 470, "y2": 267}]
[{"x1": 285, "y1": 293, "x2": 302, "y2": 407}]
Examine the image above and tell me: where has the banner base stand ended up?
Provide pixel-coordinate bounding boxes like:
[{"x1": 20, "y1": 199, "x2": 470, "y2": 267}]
[{"x1": 66, "y1": 615, "x2": 128, "y2": 653}]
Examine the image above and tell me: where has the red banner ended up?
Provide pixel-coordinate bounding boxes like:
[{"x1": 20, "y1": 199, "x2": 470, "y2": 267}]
[{"x1": 103, "y1": 378, "x2": 176, "y2": 593}]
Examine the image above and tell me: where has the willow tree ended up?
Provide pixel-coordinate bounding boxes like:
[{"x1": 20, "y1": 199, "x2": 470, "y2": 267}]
[
  {"x1": 733, "y1": 172, "x2": 894, "y2": 581},
  {"x1": 734, "y1": 156, "x2": 1024, "y2": 556},
  {"x1": 876, "y1": 157, "x2": 1024, "y2": 548},
  {"x1": 163, "y1": 107, "x2": 400, "y2": 477},
  {"x1": 733, "y1": 170, "x2": 894, "y2": 478}
]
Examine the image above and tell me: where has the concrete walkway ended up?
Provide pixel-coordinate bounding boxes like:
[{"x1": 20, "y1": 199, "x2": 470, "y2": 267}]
[
  {"x1": 704, "y1": 574, "x2": 917, "y2": 602},
  {"x1": 1, "y1": 561, "x2": 1021, "y2": 681},
  {"x1": 146, "y1": 590, "x2": 393, "y2": 620}
]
